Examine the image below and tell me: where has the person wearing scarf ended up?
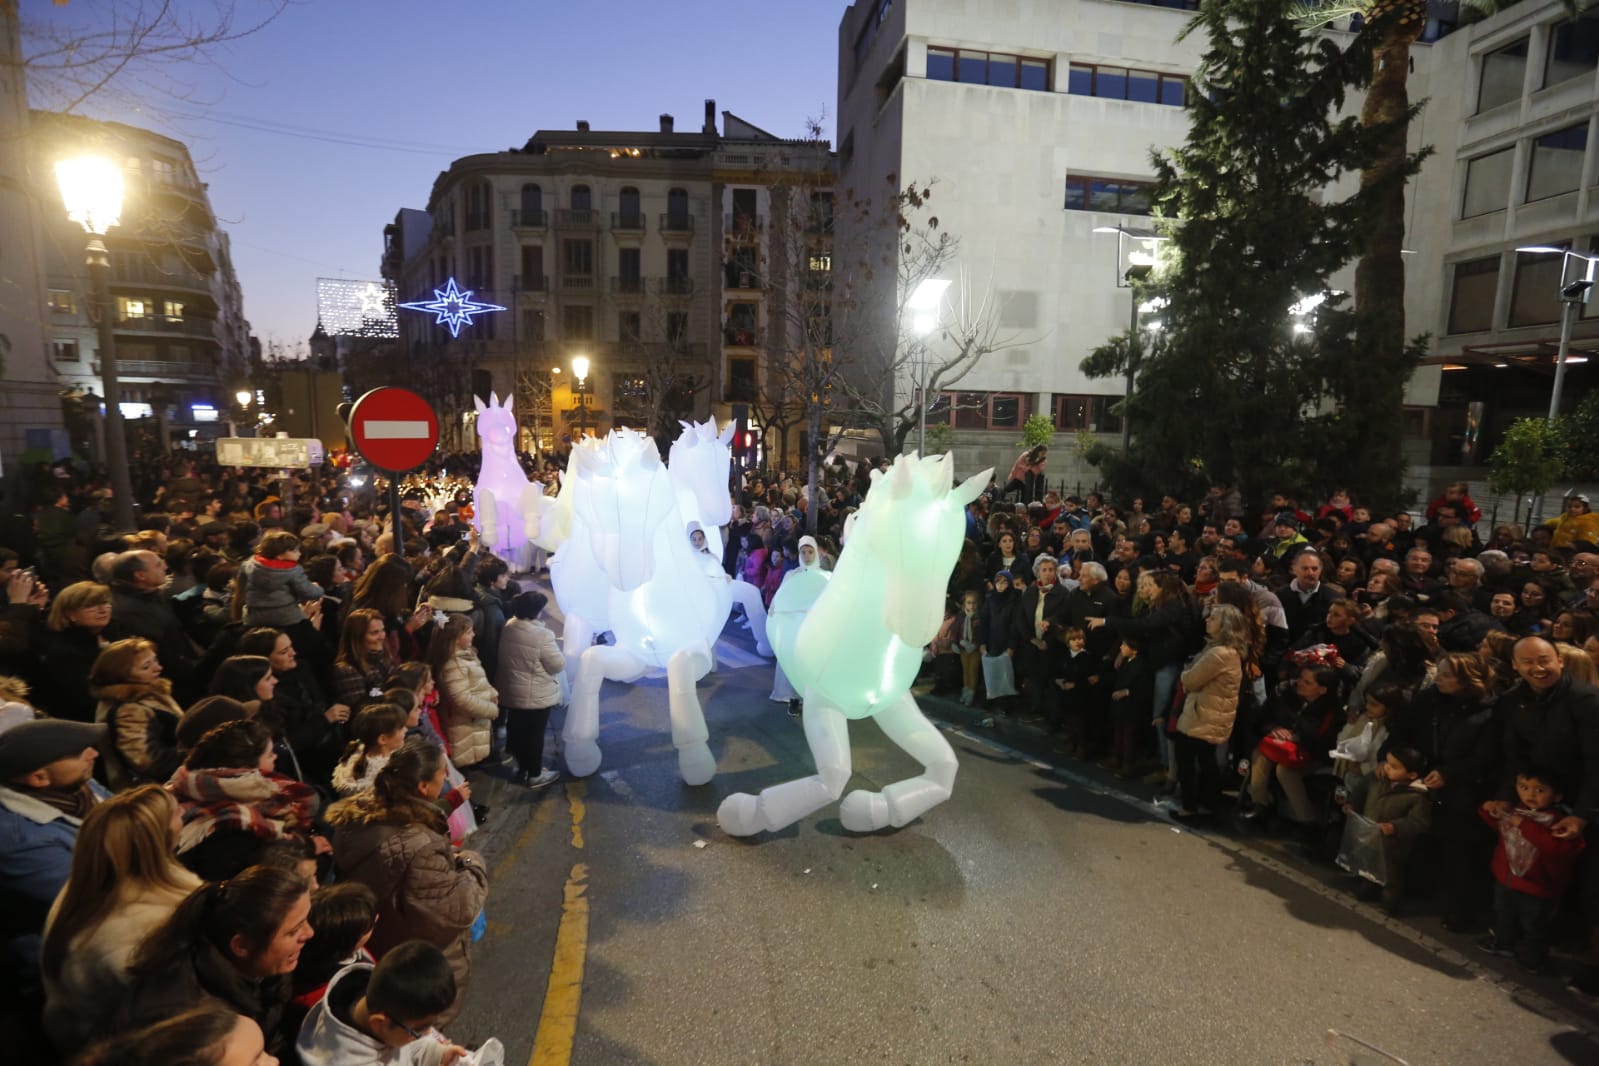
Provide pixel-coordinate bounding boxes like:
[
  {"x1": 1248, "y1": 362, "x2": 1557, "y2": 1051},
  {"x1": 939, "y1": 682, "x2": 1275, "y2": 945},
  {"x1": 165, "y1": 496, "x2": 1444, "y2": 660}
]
[{"x1": 167, "y1": 718, "x2": 323, "y2": 883}]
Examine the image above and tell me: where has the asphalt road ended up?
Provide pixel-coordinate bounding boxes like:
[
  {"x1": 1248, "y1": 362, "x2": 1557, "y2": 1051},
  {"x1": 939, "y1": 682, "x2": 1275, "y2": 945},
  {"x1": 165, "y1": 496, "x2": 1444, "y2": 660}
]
[{"x1": 446, "y1": 607, "x2": 1599, "y2": 1066}]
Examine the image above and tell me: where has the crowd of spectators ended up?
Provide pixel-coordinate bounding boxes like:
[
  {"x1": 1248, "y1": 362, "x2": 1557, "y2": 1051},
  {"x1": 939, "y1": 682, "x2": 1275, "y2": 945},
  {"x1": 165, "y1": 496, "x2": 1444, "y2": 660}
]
[{"x1": 0, "y1": 450, "x2": 573, "y2": 1064}]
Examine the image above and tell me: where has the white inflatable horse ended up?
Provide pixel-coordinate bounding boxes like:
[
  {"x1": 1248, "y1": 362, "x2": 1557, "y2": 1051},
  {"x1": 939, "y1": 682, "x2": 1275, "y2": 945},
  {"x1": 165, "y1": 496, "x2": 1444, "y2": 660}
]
[
  {"x1": 471, "y1": 392, "x2": 545, "y2": 572},
  {"x1": 561, "y1": 429, "x2": 733, "y2": 785},
  {"x1": 718, "y1": 453, "x2": 990, "y2": 835}
]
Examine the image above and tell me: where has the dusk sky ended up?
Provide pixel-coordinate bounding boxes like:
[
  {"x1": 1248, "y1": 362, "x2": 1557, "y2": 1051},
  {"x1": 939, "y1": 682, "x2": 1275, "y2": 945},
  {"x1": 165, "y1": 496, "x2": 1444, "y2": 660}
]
[{"x1": 29, "y1": 0, "x2": 843, "y2": 351}]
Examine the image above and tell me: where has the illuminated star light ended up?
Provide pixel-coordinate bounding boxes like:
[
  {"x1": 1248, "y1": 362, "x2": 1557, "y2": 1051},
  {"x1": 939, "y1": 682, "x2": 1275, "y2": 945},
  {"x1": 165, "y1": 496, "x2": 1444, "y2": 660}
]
[{"x1": 398, "y1": 277, "x2": 506, "y2": 338}]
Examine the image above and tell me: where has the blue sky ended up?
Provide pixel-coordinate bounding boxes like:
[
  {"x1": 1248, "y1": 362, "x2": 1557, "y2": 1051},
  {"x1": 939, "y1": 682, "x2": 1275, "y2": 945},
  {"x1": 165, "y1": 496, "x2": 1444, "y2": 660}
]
[{"x1": 30, "y1": 0, "x2": 843, "y2": 350}]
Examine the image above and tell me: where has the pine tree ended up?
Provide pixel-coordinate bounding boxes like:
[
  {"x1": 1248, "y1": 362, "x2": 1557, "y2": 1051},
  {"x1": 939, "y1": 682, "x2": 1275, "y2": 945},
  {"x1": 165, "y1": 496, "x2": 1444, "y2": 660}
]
[{"x1": 1082, "y1": 0, "x2": 1424, "y2": 511}]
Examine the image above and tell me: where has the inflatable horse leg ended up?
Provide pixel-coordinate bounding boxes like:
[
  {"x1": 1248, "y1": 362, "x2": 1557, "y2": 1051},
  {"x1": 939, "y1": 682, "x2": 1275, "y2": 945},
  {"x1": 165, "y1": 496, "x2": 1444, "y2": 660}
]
[
  {"x1": 728, "y1": 579, "x2": 773, "y2": 657},
  {"x1": 666, "y1": 641, "x2": 716, "y2": 785},
  {"x1": 562, "y1": 642, "x2": 649, "y2": 778},
  {"x1": 840, "y1": 692, "x2": 959, "y2": 832},
  {"x1": 717, "y1": 695, "x2": 851, "y2": 836}
]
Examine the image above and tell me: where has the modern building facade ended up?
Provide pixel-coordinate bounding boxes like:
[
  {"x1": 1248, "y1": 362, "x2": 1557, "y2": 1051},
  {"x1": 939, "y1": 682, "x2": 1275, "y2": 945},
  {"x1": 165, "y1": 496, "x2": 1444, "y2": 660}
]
[
  {"x1": 31, "y1": 112, "x2": 254, "y2": 447},
  {"x1": 384, "y1": 104, "x2": 832, "y2": 458}
]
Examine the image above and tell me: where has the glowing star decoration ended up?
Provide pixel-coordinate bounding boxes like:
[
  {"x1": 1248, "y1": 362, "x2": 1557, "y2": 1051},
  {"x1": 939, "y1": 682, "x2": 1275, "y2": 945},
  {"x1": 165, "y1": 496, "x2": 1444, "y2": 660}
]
[
  {"x1": 358, "y1": 282, "x2": 388, "y2": 318},
  {"x1": 717, "y1": 452, "x2": 992, "y2": 837},
  {"x1": 399, "y1": 277, "x2": 506, "y2": 338},
  {"x1": 555, "y1": 427, "x2": 733, "y2": 786}
]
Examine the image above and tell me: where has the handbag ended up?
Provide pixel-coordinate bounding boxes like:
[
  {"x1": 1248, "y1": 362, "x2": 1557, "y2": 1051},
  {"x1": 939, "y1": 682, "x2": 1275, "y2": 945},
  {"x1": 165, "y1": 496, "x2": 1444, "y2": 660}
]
[{"x1": 1258, "y1": 734, "x2": 1310, "y2": 769}]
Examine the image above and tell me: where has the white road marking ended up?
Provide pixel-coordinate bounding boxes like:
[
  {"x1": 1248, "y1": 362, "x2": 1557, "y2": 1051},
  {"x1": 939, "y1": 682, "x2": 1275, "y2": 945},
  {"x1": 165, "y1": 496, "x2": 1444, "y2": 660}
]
[{"x1": 362, "y1": 419, "x2": 431, "y2": 438}]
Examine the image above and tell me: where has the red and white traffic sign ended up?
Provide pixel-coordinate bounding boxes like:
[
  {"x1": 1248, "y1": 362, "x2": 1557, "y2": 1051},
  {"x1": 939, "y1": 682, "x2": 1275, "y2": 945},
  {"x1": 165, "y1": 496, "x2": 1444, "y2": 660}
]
[{"x1": 349, "y1": 387, "x2": 439, "y2": 473}]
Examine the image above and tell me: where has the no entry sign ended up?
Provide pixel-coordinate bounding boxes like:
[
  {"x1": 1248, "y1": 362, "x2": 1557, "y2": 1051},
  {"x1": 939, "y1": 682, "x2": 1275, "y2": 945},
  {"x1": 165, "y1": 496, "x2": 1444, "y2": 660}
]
[{"x1": 349, "y1": 387, "x2": 439, "y2": 473}]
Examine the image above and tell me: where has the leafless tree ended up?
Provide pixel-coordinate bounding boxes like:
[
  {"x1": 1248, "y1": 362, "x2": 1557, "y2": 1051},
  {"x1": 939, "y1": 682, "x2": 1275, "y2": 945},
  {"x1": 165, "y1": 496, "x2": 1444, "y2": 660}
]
[{"x1": 10, "y1": 0, "x2": 296, "y2": 113}]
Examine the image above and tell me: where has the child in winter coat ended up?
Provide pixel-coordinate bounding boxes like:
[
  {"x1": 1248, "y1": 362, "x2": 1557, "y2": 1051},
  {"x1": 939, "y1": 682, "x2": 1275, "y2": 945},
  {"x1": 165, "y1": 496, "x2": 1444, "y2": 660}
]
[
  {"x1": 1053, "y1": 627, "x2": 1098, "y2": 753},
  {"x1": 1106, "y1": 636, "x2": 1155, "y2": 778},
  {"x1": 285, "y1": 883, "x2": 379, "y2": 1045},
  {"x1": 955, "y1": 590, "x2": 983, "y2": 706},
  {"x1": 333, "y1": 703, "x2": 410, "y2": 797},
  {"x1": 1342, "y1": 744, "x2": 1432, "y2": 913},
  {"x1": 243, "y1": 530, "x2": 326, "y2": 629},
  {"x1": 296, "y1": 941, "x2": 471, "y2": 1066},
  {"x1": 1332, "y1": 681, "x2": 1406, "y2": 802},
  {"x1": 1479, "y1": 769, "x2": 1587, "y2": 973},
  {"x1": 425, "y1": 616, "x2": 500, "y2": 769},
  {"x1": 979, "y1": 570, "x2": 1021, "y2": 712}
]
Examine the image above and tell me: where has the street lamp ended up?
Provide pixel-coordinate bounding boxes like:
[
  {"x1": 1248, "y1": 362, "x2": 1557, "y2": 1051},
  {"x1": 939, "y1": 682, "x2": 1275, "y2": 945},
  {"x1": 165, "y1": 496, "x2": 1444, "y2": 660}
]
[
  {"x1": 1515, "y1": 246, "x2": 1599, "y2": 421},
  {"x1": 1094, "y1": 225, "x2": 1170, "y2": 451},
  {"x1": 908, "y1": 278, "x2": 951, "y2": 454},
  {"x1": 571, "y1": 355, "x2": 591, "y2": 439},
  {"x1": 56, "y1": 156, "x2": 135, "y2": 531}
]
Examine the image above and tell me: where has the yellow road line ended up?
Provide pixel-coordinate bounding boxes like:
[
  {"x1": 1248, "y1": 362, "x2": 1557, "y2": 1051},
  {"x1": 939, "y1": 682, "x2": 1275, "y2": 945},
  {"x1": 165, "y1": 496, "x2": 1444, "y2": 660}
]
[{"x1": 530, "y1": 780, "x2": 590, "y2": 1066}]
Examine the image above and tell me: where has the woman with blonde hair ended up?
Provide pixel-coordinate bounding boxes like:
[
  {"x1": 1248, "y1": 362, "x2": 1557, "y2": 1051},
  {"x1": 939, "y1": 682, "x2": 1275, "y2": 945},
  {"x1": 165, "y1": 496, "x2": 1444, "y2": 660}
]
[
  {"x1": 40, "y1": 581, "x2": 113, "y2": 722},
  {"x1": 1559, "y1": 644, "x2": 1598, "y2": 686},
  {"x1": 1171, "y1": 604, "x2": 1248, "y2": 820},
  {"x1": 91, "y1": 638, "x2": 185, "y2": 790},
  {"x1": 40, "y1": 785, "x2": 201, "y2": 1054}
]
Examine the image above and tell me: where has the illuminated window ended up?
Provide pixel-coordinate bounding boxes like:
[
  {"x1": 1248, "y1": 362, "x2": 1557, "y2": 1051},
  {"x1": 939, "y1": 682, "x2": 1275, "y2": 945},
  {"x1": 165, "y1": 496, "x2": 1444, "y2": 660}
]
[
  {"x1": 51, "y1": 339, "x2": 79, "y2": 361},
  {"x1": 47, "y1": 290, "x2": 76, "y2": 314}
]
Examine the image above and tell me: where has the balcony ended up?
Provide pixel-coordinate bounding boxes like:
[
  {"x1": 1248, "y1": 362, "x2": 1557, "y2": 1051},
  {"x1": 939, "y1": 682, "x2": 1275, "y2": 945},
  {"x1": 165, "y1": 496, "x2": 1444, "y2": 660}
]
[
  {"x1": 112, "y1": 261, "x2": 212, "y2": 293},
  {"x1": 112, "y1": 359, "x2": 216, "y2": 381},
  {"x1": 555, "y1": 208, "x2": 599, "y2": 228},
  {"x1": 724, "y1": 264, "x2": 762, "y2": 291},
  {"x1": 511, "y1": 209, "x2": 547, "y2": 229},
  {"x1": 610, "y1": 276, "x2": 646, "y2": 297},
  {"x1": 610, "y1": 212, "x2": 646, "y2": 233},
  {"x1": 657, "y1": 276, "x2": 695, "y2": 296},
  {"x1": 658, "y1": 213, "x2": 694, "y2": 238},
  {"x1": 115, "y1": 315, "x2": 217, "y2": 339},
  {"x1": 724, "y1": 380, "x2": 758, "y2": 403},
  {"x1": 725, "y1": 213, "x2": 765, "y2": 235},
  {"x1": 560, "y1": 274, "x2": 597, "y2": 292},
  {"x1": 724, "y1": 326, "x2": 759, "y2": 347},
  {"x1": 512, "y1": 273, "x2": 548, "y2": 292}
]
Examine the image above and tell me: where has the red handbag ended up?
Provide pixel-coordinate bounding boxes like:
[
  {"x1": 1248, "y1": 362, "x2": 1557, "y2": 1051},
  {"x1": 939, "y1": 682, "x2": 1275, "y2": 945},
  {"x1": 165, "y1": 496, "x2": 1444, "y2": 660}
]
[{"x1": 1258, "y1": 735, "x2": 1310, "y2": 770}]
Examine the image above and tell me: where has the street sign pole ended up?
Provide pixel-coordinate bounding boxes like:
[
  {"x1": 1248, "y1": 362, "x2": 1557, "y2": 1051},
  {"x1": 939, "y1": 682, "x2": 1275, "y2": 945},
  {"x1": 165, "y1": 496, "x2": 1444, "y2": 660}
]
[{"x1": 389, "y1": 476, "x2": 405, "y2": 558}]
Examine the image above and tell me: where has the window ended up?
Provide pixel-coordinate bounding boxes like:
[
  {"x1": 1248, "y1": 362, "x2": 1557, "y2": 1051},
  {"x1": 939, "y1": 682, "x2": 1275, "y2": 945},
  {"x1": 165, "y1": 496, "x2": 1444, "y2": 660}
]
[
  {"x1": 666, "y1": 188, "x2": 689, "y2": 228},
  {"x1": 926, "y1": 47, "x2": 1050, "y2": 91},
  {"x1": 562, "y1": 239, "x2": 593, "y2": 276},
  {"x1": 619, "y1": 311, "x2": 641, "y2": 342},
  {"x1": 617, "y1": 247, "x2": 641, "y2": 287},
  {"x1": 1461, "y1": 147, "x2": 1514, "y2": 218},
  {"x1": 1510, "y1": 246, "x2": 1569, "y2": 327},
  {"x1": 1478, "y1": 38, "x2": 1529, "y2": 113},
  {"x1": 853, "y1": 0, "x2": 893, "y2": 65},
  {"x1": 1547, "y1": 14, "x2": 1599, "y2": 88},
  {"x1": 519, "y1": 183, "x2": 543, "y2": 223},
  {"x1": 808, "y1": 254, "x2": 832, "y2": 272},
  {"x1": 666, "y1": 311, "x2": 689, "y2": 344},
  {"x1": 520, "y1": 245, "x2": 543, "y2": 286},
  {"x1": 522, "y1": 309, "x2": 545, "y2": 342},
  {"x1": 808, "y1": 191, "x2": 834, "y2": 233},
  {"x1": 570, "y1": 185, "x2": 592, "y2": 211},
  {"x1": 120, "y1": 297, "x2": 147, "y2": 318},
  {"x1": 1064, "y1": 175, "x2": 1154, "y2": 215},
  {"x1": 47, "y1": 289, "x2": 76, "y2": 314},
  {"x1": 939, "y1": 391, "x2": 1032, "y2": 430},
  {"x1": 1447, "y1": 256, "x2": 1499, "y2": 334},
  {"x1": 727, "y1": 358, "x2": 757, "y2": 402},
  {"x1": 1526, "y1": 124, "x2": 1588, "y2": 202},
  {"x1": 1068, "y1": 63, "x2": 1187, "y2": 106},
  {"x1": 51, "y1": 339, "x2": 79, "y2": 361},
  {"x1": 162, "y1": 300, "x2": 185, "y2": 319},
  {"x1": 618, "y1": 186, "x2": 641, "y2": 228},
  {"x1": 562, "y1": 304, "x2": 593, "y2": 340},
  {"x1": 667, "y1": 249, "x2": 689, "y2": 279},
  {"x1": 1053, "y1": 395, "x2": 1123, "y2": 435}
]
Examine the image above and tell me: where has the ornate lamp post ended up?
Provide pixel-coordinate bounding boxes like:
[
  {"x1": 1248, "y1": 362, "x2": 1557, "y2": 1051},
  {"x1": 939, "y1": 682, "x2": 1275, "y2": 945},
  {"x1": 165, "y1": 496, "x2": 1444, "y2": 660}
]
[
  {"x1": 572, "y1": 354, "x2": 591, "y2": 439},
  {"x1": 56, "y1": 156, "x2": 135, "y2": 530}
]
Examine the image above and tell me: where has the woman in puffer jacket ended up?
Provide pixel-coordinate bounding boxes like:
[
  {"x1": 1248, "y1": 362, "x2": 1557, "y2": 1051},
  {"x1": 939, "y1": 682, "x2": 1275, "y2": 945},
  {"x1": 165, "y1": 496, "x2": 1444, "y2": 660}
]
[
  {"x1": 425, "y1": 614, "x2": 499, "y2": 768},
  {"x1": 90, "y1": 638, "x2": 185, "y2": 791},
  {"x1": 1172, "y1": 604, "x2": 1248, "y2": 820}
]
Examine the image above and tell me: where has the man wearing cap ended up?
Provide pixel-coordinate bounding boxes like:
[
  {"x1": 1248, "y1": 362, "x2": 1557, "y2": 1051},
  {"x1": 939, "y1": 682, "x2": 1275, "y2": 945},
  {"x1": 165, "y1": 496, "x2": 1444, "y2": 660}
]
[
  {"x1": 1268, "y1": 512, "x2": 1309, "y2": 561},
  {"x1": 0, "y1": 720, "x2": 108, "y2": 963}
]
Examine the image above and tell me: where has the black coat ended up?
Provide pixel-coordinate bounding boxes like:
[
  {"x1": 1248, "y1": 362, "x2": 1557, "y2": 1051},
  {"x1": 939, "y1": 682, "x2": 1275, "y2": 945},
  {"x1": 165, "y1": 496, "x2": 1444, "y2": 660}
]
[
  {"x1": 38, "y1": 625, "x2": 103, "y2": 722},
  {"x1": 980, "y1": 590, "x2": 1019, "y2": 652},
  {"x1": 1496, "y1": 675, "x2": 1599, "y2": 819},
  {"x1": 1105, "y1": 600, "x2": 1202, "y2": 670},
  {"x1": 1274, "y1": 582, "x2": 1339, "y2": 644},
  {"x1": 1011, "y1": 583, "x2": 1070, "y2": 655},
  {"x1": 273, "y1": 666, "x2": 344, "y2": 789},
  {"x1": 1391, "y1": 685, "x2": 1496, "y2": 817},
  {"x1": 121, "y1": 941, "x2": 295, "y2": 1056}
]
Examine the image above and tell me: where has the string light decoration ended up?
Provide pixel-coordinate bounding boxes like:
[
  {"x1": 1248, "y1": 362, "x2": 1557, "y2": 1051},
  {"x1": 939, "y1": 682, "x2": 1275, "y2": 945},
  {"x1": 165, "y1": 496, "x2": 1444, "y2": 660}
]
[
  {"x1": 398, "y1": 277, "x2": 506, "y2": 338},
  {"x1": 316, "y1": 278, "x2": 399, "y2": 338}
]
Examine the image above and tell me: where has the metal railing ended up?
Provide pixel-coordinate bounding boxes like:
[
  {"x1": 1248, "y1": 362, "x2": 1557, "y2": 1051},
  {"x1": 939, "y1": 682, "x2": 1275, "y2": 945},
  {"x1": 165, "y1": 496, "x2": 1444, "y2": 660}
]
[
  {"x1": 113, "y1": 359, "x2": 215, "y2": 379},
  {"x1": 555, "y1": 208, "x2": 599, "y2": 227},
  {"x1": 510, "y1": 208, "x2": 547, "y2": 228},
  {"x1": 658, "y1": 213, "x2": 694, "y2": 235},
  {"x1": 114, "y1": 315, "x2": 216, "y2": 338},
  {"x1": 657, "y1": 276, "x2": 695, "y2": 296},
  {"x1": 561, "y1": 275, "x2": 596, "y2": 292},
  {"x1": 512, "y1": 273, "x2": 548, "y2": 291},
  {"x1": 112, "y1": 262, "x2": 210, "y2": 290},
  {"x1": 725, "y1": 212, "x2": 765, "y2": 233},
  {"x1": 611, "y1": 212, "x2": 645, "y2": 232},
  {"x1": 610, "y1": 276, "x2": 645, "y2": 295}
]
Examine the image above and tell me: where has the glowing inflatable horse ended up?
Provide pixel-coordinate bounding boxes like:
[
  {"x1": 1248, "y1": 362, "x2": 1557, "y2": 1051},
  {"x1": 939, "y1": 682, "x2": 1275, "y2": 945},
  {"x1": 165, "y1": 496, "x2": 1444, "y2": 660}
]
[
  {"x1": 718, "y1": 453, "x2": 990, "y2": 835},
  {"x1": 471, "y1": 392, "x2": 546, "y2": 572},
  {"x1": 562, "y1": 430, "x2": 733, "y2": 785},
  {"x1": 668, "y1": 419, "x2": 773, "y2": 659}
]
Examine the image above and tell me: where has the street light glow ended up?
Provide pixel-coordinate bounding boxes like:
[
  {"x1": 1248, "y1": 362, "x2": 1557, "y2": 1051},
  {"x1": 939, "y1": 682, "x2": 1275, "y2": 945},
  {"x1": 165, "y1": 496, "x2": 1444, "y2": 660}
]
[
  {"x1": 235, "y1": 389, "x2": 253, "y2": 407},
  {"x1": 54, "y1": 157, "x2": 124, "y2": 235},
  {"x1": 572, "y1": 355, "x2": 590, "y2": 382}
]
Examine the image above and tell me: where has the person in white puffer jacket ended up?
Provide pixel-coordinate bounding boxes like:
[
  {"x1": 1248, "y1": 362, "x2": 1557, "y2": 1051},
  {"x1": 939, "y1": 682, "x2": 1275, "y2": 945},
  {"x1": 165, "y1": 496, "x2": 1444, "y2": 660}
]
[
  {"x1": 424, "y1": 615, "x2": 499, "y2": 768},
  {"x1": 493, "y1": 591, "x2": 565, "y2": 789}
]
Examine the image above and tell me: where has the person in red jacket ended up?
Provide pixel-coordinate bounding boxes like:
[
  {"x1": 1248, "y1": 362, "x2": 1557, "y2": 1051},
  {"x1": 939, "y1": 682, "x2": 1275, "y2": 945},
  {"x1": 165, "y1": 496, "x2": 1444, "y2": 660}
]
[
  {"x1": 1479, "y1": 768, "x2": 1586, "y2": 974},
  {"x1": 1426, "y1": 480, "x2": 1483, "y2": 525}
]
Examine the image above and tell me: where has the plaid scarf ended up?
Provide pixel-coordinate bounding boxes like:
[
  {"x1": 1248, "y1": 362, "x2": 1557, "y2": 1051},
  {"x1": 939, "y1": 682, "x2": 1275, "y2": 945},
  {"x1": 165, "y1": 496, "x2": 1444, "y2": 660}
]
[{"x1": 168, "y1": 766, "x2": 319, "y2": 855}]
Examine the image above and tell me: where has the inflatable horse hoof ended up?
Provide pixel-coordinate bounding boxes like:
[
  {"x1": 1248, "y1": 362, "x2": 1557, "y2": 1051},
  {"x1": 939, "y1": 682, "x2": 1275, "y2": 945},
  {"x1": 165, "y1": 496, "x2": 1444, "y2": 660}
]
[
  {"x1": 677, "y1": 743, "x2": 716, "y2": 786},
  {"x1": 840, "y1": 789, "x2": 892, "y2": 832},
  {"x1": 717, "y1": 793, "x2": 762, "y2": 837},
  {"x1": 564, "y1": 740, "x2": 603, "y2": 778}
]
